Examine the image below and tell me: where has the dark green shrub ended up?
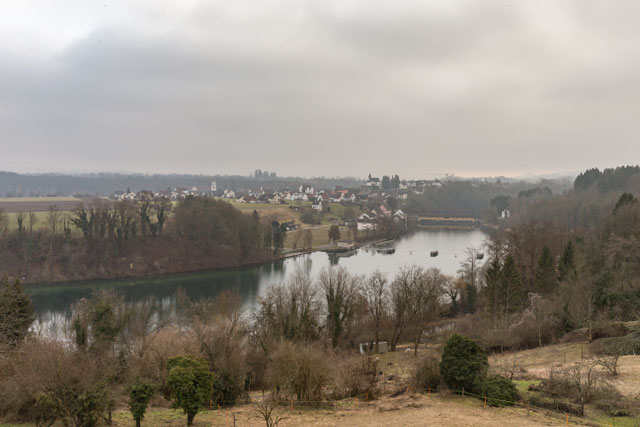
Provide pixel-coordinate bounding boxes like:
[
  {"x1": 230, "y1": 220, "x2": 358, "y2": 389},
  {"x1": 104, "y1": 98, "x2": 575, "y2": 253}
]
[
  {"x1": 57, "y1": 383, "x2": 110, "y2": 427},
  {"x1": 479, "y1": 375, "x2": 518, "y2": 406},
  {"x1": 129, "y1": 378, "x2": 156, "y2": 427},
  {"x1": 32, "y1": 392, "x2": 58, "y2": 427},
  {"x1": 439, "y1": 334, "x2": 488, "y2": 393},
  {"x1": 167, "y1": 356, "x2": 214, "y2": 426},
  {"x1": 212, "y1": 370, "x2": 244, "y2": 407},
  {"x1": 411, "y1": 355, "x2": 442, "y2": 392}
]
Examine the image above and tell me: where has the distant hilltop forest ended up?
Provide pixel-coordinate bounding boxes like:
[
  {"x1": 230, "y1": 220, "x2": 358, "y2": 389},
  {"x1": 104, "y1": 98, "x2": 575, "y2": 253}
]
[{"x1": 0, "y1": 171, "x2": 363, "y2": 198}]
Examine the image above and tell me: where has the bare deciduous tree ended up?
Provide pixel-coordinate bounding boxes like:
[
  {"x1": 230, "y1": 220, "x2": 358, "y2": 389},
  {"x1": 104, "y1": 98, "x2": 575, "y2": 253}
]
[
  {"x1": 46, "y1": 205, "x2": 60, "y2": 235},
  {"x1": 527, "y1": 293, "x2": 557, "y2": 347},
  {"x1": 28, "y1": 210, "x2": 37, "y2": 232},
  {"x1": 443, "y1": 276, "x2": 464, "y2": 316},
  {"x1": 15, "y1": 211, "x2": 26, "y2": 233},
  {"x1": 0, "y1": 208, "x2": 9, "y2": 235},
  {"x1": 361, "y1": 270, "x2": 388, "y2": 353},
  {"x1": 121, "y1": 297, "x2": 165, "y2": 359},
  {"x1": 302, "y1": 229, "x2": 313, "y2": 251},
  {"x1": 253, "y1": 394, "x2": 286, "y2": 427},
  {"x1": 319, "y1": 267, "x2": 360, "y2": 348},
  {"x1": 389, "y1": 265, "x2": 444, "y2": 354},
  {"x1": 406, "y1": 267, "x2": 445, "y2": 356},
  {"x1": 458, "y1": 247, "x2": 482, "y2": 289},
  {"x1": 253, "y1": 270, "x2": 320, "y2": 350},
  {"x1": 389, "y1": 266, "x2": 412, "y2": 351}
]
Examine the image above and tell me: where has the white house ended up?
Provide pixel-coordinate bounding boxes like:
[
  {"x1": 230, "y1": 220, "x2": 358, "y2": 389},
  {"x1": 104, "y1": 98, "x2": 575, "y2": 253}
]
[
  {"x1": 269, "y1": 194, "x2": 282, "y2": 204},
  {"x1": 299, "y1": 185, "x2": 314, "y2": 194},
  {"x1": 357, "y1": 222, "x2": 378, "y2": 231},
  {"x1": 358, "y1": 213, "x2": 374, "y2": 221},
  {"x1": 501, "y1": 208, "x2": 511, "y2": 219},
  {"x1": 238, "y1": 195, "x2": 258, "y2": 204},
  {"x1": 393, "y1": 209, "x2": 407, "y2": 221},
  {"x1": 311, "y1": 200, "x2": 322, "y2": 211}
]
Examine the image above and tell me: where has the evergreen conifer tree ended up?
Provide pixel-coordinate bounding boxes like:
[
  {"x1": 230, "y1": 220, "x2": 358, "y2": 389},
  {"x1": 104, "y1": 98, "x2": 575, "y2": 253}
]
[
  {"x1": 535, "y1": 245, "x2": 557, "y2": 294},
  {"x1": 0, "y1": 278, "x2": 35, "y2": 346}
]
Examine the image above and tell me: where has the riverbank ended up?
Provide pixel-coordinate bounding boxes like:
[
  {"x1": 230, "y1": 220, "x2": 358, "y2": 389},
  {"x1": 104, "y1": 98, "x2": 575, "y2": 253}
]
[
  {"x1": 415, "y1": 216, "x2": 480, "y2": 229},
  {"x1": 25, "y1": 228, "x2": 488, "y2": 318},
  {"x1": 282, "y1": 235, "x2": 396, "y2": 258}
]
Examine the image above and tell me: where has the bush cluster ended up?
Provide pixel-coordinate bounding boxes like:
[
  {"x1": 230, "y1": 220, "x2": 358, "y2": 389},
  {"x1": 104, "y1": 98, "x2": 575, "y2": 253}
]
[
  {"x1": 439, "y1": 334, "x2": 488, "y2": 393},
  {"x1": 439, "y1": 334, "x2": 519, "y2": 406},
  {"x1": 411, "y1": 355, "x2": 442, "y2": 392},
  {"x1": 478, "y1": 376, "x2": 518, "y2": 407}
]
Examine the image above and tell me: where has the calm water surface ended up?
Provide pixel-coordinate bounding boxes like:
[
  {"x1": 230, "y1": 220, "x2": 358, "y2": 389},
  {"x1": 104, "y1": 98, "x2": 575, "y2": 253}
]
[{"x1": 26, "y1": 229, "x2": 487, "y2": 329}]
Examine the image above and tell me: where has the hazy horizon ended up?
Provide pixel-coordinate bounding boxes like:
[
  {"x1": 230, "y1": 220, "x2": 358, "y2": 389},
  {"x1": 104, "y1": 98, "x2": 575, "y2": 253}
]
[
  {"x1": 2, "y1": 166, "x2": 581, "y2": 182},
  {"x1": 2, "y1": 1, "x2": 639, "y2": 177}
]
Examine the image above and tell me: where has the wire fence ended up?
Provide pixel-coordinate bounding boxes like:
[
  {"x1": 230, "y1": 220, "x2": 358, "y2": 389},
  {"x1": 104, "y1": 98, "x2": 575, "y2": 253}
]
[
  {"x1": 209, "y1": 382, "x2": 631, "y2": 427},
  {"x1": 447, "y1": 388, "x2": 623, "y2": 427}
]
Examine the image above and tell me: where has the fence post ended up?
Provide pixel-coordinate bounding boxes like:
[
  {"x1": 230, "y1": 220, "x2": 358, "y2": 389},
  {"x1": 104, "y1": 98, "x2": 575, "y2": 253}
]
[
  {"x1": 428, "y1": 387, "x2": 431, "y2": 395},
  {"x1": 461, "y1": 388, "x2": 465, "y2": 397},
  {"x1": 566, "y1": 413, "x2": 568, "y2": 425},
  {"x1": 291, "y1": 399, "x2": 293, "y2": 411},
  {"x1": 484, "y1": 396, "x2": 486, "y2": 408}
]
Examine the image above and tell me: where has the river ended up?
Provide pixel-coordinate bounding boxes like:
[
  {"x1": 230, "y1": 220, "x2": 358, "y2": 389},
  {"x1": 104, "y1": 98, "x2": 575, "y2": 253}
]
[{"x1": 26, "y1": 228, "x2": 487, "y2": 332}]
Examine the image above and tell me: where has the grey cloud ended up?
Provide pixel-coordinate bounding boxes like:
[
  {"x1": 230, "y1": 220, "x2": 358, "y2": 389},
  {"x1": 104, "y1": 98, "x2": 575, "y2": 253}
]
[{"x1": 1, "y1": 1, "x2": 640, "y2": 177}]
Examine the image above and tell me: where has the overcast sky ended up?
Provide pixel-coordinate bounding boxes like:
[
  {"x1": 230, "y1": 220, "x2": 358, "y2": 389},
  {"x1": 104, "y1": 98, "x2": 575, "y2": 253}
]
[{"x1": 1, "y1": 1, "x2": 639, "y2": 179}]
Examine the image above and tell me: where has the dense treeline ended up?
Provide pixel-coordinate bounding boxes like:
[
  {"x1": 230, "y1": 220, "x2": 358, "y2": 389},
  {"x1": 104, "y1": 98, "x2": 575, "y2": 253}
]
[
  {"x1": 458, "y1": 165, "x2": 640, "y2": 351},
  {"x1": 405, "y1": 178, "x2": 570, "y2": 219},
  {"x1": 0, "y1": 197, "x2": 278, "y2": 283},
  {"x1": 574, "y1": 165, "x2": 640, "y2": 192},
  {"x1": 0, "y1": 171, "x2": 362, "y2": 197}
]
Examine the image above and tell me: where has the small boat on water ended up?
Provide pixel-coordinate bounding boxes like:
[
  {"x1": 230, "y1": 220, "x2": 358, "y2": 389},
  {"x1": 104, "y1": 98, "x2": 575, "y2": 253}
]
[
  {"x1": 430, "y1": 250, "x2": 439, "y2": 257},
  {"x1": 377, "y1": 247, "x2": 396, "y2": 254},
  {"x1": 476, "y1": 253, "x2": 485, "y2": 260},
  {"x1": 335, "y1": 249, "x2": 357, "y2": 258}
]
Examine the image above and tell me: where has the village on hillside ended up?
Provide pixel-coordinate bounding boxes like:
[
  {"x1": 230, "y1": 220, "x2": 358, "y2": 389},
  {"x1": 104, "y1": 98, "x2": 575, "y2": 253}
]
[{"x1": 108, "y1": 174, "x2": 447, "y2": 231}]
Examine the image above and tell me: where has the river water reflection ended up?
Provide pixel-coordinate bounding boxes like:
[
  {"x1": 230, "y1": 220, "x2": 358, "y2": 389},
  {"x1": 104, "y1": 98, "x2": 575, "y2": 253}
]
[{"x1": 26, "y1": 229, "x2": 487, "y2": 330}]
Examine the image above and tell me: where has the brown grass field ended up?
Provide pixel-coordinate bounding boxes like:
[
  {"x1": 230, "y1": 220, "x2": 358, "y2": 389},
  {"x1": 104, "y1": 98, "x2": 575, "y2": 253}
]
[
  {"x1": 0, "y1": 196, "x2": 89, "y2": 212},
  {"x1": 5, "y1": 339, "x2": 637, "y2": 426},
  {"x1": 107, "y1": 392, "x2": 582, "y2": 426},
  {"x1": 108, "y1": 342, "x2": 630, "y2": 427}
]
